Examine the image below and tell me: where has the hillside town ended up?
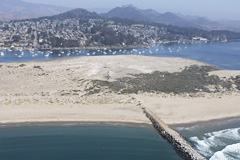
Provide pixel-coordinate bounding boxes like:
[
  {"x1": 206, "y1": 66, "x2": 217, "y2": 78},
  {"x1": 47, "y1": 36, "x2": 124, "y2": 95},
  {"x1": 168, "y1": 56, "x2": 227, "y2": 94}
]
[{"x1": 0, "y1": 16, "x2": 231, "y2": 51}]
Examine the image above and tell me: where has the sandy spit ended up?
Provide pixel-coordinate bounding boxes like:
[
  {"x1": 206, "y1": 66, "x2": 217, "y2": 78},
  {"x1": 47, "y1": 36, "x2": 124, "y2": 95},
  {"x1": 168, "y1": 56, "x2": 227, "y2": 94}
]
[{"x1": 0, "y1": 55, "x2": 240, "y2": 125}]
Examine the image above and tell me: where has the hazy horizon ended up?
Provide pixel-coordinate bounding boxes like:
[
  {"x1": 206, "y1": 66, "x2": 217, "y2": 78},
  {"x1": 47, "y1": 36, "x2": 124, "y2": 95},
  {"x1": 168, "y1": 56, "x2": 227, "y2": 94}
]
[{"x1": 22, "y1": 0, "x2": 240, "y2": 21}]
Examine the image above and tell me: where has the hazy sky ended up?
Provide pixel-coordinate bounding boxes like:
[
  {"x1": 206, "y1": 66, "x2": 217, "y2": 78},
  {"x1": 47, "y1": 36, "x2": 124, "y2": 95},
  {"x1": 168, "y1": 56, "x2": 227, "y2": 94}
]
[{"x1": 23, "y1": 0, "x2": 240, "y2": 20}]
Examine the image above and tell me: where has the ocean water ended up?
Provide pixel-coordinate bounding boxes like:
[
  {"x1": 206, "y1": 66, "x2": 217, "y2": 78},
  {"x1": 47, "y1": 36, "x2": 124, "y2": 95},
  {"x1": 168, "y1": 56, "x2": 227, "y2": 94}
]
[
  {"x1": 1, "y1": 41, "x2": 240, "y2": 70},
  {"x1": 174, "y1": 118, "x2": 240, "y2": 160},
  {"x1": 0, "y1": 123, "x2": 181, "y2": 160}
]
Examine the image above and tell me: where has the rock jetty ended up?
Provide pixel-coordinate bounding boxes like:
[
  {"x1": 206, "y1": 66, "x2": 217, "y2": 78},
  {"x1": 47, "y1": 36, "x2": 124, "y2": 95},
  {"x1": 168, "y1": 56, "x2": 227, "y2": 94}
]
[{"x1": 143, "y1": 109, "x2": 206, "y2": 160}]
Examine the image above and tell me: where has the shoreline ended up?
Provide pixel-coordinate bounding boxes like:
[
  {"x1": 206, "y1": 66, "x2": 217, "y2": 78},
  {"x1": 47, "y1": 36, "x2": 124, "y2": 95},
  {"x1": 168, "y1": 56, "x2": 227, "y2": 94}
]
[
  {"x1": 1, "y1": 93, "x2": 240, "y2": 128},
  {"x1": 0, "y1": 121, "x2": 151, "y2": 127},
  {"x1": 0, "y1": 54, "x2": 215, "y2": 69},
  {"x1": 170, "y1": 116, "x2": 240, "y2": 128},
  {"x1": 1, "y1": 115, "x2": 240, "y2": 128}
]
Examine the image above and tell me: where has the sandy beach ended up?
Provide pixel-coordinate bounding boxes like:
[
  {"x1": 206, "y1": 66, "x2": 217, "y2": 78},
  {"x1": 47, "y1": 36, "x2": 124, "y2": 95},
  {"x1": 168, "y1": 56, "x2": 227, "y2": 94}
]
[{"x1": 0, "y1": 55, "x2": 240, "y2": 125}]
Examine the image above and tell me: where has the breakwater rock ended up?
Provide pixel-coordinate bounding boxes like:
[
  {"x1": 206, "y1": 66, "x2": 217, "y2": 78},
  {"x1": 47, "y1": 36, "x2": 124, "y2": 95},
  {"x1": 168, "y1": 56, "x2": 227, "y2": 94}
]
[{"x1": 144, "y1": 109, "x2": 206, "y2": 160}]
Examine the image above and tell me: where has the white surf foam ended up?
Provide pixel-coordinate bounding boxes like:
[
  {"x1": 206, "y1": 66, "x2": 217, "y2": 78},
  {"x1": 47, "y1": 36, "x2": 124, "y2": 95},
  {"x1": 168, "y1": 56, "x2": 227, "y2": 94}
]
[
  {"x1": 210, "y1": 143, "x2": 240, "y2": 160},
  {"x1": 190, "y1": 128, "x2": 240, "y2": 157},
  {"x1": 205, "y1": 128, "x2": 240, "y2": 141}
]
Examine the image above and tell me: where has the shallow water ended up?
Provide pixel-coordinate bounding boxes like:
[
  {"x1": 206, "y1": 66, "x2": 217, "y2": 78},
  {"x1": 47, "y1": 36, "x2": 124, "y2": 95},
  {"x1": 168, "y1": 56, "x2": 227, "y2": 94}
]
[
  {"x1": 0, "y1": 123, "x2": 181, "y2": 160},
  {"x1": 1, "y1": 41, "x2": 240, "y2": 70},
  {"x1": 174, "y1": 118, "x2": 240, "y2": 160}
]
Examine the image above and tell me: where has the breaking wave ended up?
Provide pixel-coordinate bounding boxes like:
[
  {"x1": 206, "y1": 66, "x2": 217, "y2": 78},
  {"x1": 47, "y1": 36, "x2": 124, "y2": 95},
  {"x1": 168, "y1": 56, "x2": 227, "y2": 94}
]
[
  {"x1": 210, "y1": 143, "x2": 240, "y2": 160},
  {"x1": 189, "y1": 127, "x2": 240, "y2": 159}
]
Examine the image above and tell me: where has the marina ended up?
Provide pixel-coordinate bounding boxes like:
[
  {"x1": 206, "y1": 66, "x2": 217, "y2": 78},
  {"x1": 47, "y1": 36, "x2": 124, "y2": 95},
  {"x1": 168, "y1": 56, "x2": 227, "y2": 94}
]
[{"x1": 1, "y1": 41, "x2": 240, "y2": 70}]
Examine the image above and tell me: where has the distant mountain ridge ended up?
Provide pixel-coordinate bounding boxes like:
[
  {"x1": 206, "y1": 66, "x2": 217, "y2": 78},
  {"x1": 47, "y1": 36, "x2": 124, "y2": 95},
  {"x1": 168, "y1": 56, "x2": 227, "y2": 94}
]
[
  {"x1": 36, "y1": 5, "x2": 240, "y2": 33},
  {"x1": 101, "y1": 5, "x2": 151, "y2": 22},
  {"x1": 101, "y1": 4, "x2": 240, "y2": 32},
  {"x1": 0, "y1": 0, "x2": 71, "y2": 21},
  {"x1": 46, "y1": 8, "x2": 100, "y2": 20},
  {"x1": 1, "y1": 1, "x2": 240, "y2": 33}
]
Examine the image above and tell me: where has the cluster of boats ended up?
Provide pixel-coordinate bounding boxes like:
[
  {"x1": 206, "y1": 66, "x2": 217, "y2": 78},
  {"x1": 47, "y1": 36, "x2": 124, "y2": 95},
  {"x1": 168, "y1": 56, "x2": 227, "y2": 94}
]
[{"x1": 0, "y1": 45, "x2": 188, "y2": 59}]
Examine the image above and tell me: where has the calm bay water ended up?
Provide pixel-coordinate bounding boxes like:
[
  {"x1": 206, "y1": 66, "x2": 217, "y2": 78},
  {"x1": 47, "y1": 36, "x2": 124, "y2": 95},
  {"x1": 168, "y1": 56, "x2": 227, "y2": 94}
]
[
  {"x1": 1, "y1": 41, "x2": 240, "y2": 70},
  {"x1": 0, "y1": 123, "x2": 180, "y2": 160}
]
